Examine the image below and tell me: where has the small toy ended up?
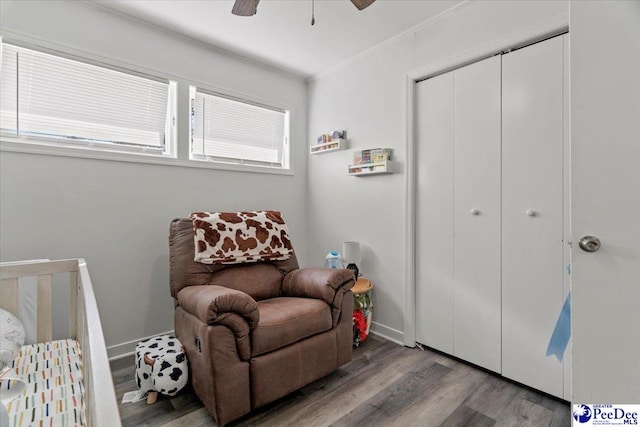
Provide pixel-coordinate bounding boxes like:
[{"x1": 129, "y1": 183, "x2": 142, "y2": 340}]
[{"x1": 135, "y1": 335, "x2": 188, "y2": 404}]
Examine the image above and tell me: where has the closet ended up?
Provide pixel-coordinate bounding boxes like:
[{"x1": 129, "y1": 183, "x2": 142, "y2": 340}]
[{"x1": 415, "y1": 34, "x2": 569, "y2": 399}]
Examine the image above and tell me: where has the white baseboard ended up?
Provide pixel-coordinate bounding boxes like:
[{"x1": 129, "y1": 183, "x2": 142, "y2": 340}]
[
  {"x1": 107, "y1": 330, "x2": 175, "y2": 361},
  {"x1": 369, "y1": 321, "x2": 405, "y2": 346}
]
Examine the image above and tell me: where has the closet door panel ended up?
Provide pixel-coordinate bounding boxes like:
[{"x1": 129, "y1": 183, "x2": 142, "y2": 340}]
[
  {"x1": 561, "y1": 34, "x2": 571, "y2": 401},
  {"x1": 502, "y1": 36, "x2": 564, "y2": 397},
  {"x1": 453, "y1": 55, "x2": 502, "y2": 373},
  {"x1": 415, "y1": 72, "x2": 454, "y2": 353}
]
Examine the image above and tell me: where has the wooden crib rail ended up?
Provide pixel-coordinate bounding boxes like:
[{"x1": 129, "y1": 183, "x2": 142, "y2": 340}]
[
  {"x1": 0, "y1": 258, "x2": 122, "y2": 427},
  {"x1": 1, "y1": 259, "x2": 77, "y2": 341}
]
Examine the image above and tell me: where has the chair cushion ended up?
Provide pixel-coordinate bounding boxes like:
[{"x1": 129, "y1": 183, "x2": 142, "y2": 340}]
[
  {"x1": 251, "y1": 297, "x2": 332, "y2": 357},
  {"x1": 210, "y1": 263, "x2": 284, "y2": 301}
]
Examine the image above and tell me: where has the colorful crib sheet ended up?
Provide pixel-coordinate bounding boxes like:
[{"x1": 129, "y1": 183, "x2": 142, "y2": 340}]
[{"x1": 1, "y1": 339, "x2": 85, "y2": 427}]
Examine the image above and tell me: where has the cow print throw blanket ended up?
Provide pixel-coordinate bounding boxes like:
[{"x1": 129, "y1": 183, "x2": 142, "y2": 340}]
[{"x1": 190, "y1": 210, "x2": 293, "y2": 265}]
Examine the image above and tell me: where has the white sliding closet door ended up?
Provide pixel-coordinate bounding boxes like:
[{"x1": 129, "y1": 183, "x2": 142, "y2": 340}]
[
  {"x1": 453, "y1": 56, "x2": 502, "y2": 373},
  {"x1": 415, "y1": 35, "x2": 569, "y2": 398},
  {"x1": 501, "y1": 35, "x2": 566, "y2": 397},
  {"x1": 415, "y1": 72, "x2": 454, "y2": 354}
]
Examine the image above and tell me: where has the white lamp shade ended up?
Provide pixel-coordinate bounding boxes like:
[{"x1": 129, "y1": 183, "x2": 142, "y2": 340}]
[{"x1": 342, "y1": 241, "x2": 361, "y2": 264}]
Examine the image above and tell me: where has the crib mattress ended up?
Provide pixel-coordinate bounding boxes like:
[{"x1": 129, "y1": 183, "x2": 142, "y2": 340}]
[{"x1": 3, "y1": 339, "x2": 85, "y2": 427}]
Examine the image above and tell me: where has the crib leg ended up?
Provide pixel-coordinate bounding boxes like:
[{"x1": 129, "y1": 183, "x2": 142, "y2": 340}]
[{"x1": 146, "y1": 391, "x2": 158, "y2": 405}]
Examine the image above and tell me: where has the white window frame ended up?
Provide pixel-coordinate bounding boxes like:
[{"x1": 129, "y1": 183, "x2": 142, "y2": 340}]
[
  {"x1": 189, "y1": 85, "x2": 291, "y2": 171},
  {"x1": 0, "y1": 37, "x2": 178, "y2": 159},
  {"x1": 0, "y1": 34, "x2": 295, "y2": 176}
]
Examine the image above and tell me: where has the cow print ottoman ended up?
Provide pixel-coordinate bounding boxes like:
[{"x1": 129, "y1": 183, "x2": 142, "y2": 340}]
[{"x1": 135, "y1": 335, "x2": 188, "y2": 404}]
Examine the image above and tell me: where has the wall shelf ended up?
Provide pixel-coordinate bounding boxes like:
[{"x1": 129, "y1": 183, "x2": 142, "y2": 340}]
[
  {"x1": 310, "y1": 139, "x2": 345, "y2": 154},
  {"x1": 348, "y1": 160, "x2": 393, "y2": 176}
]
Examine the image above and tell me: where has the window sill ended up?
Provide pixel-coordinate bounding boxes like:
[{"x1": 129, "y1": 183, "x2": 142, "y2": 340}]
[{"x1": 0, "y1": 139, "x2": 294, "y2": 176}]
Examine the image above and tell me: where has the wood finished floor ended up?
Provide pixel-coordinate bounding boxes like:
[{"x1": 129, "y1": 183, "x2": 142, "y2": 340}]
[{"x1": 111, "y1": 336, "x2": 570, "y2": 427}]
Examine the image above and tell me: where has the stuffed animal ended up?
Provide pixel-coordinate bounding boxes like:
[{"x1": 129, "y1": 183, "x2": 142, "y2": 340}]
[
  {"x1": 135, "y1": 335, "x2": 188, "y2": 404},
  {"x1": 0, "y1": 309, "x2": 25, "y2": 371},
  {"x1": 0, "y1": 309, "x2": 27, "y2": 422}
]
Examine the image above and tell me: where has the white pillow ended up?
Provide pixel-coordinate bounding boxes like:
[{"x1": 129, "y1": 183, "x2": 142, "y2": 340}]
[{"x1": 0, "y1": 309, "x2": 25, "y2": 371}]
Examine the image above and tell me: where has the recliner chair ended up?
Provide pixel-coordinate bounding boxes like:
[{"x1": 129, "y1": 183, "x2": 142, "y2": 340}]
[{"x1": 169, "y1": 215, "x2": 354, "y2": 426}]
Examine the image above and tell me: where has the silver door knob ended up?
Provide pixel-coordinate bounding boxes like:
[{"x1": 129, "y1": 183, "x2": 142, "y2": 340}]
[
  {"x1": 579, "y1": 235, "x2": 601, "y2": 253},
  {"x1": 526, "y1": 209, "x2": 536, "y2": 217},
  {"x1": 470, "y1": 209, "x2": 480, "y2": 215}
]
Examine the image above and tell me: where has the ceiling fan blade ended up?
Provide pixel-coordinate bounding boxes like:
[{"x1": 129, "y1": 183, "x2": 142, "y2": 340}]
[
  {"x1": 351, "y1": 0, "x2": 375, "y2": 11},
  {"x1": 232, "y1": 0, "x2": 260, "y2": 16}
]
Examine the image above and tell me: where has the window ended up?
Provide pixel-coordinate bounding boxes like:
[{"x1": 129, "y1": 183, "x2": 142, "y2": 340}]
[
  {"x1": 0, "y1": 42, "x2": 176, "y2": 156},
  {"x1": 190, "y1": 87, "x2": 290, "y2": 169}
]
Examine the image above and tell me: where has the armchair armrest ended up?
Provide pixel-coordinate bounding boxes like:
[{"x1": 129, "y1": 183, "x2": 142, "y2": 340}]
[
  {"x1": 177, "y1": 285, "x2": 259, "y2": 360},
  {"x1": 177, "y1": 285, "x2": 259, "y2": 329},
  {"x1": 282, "y1": 268, "x2": 355, "y2": 326}
]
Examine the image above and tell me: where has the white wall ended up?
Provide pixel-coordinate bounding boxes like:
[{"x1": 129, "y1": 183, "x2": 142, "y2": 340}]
[
  {"x1": 0, "y1": 1, "x2": 309, "y2": 358},
  {"x1": 308, "y1": 0, "x2": 568, "y2": 343}
]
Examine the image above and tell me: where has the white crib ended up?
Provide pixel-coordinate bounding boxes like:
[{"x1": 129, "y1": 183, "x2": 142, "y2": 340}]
[{"x1": 0, "y1": 259, "x2": 121, "y2": 426}]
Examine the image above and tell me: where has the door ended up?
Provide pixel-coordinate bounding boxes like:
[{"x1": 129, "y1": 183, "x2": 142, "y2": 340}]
[
  {"x1": 453, "y1": 55, "x2": 502, "y2": 373},
  {"x1": 415, "y1": 72, "x2": 454, "y2": 354},
  {"x1": 501, "y1": 35, "x2": 566, "y2": 398},
  {"x1": 571, "y1": 2, "x2": 640, "y2": 403}
]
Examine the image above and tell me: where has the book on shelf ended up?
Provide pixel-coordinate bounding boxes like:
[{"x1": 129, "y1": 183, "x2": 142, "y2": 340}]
[
  {"x1": 353, "y1": 148, "x2": 391, "y2": 165},
  {"x1": 316, "y1": 130, "x2": 346, "y2": 145},
  {"x1": 371, "y1": 148, "x2": 392, "y2": 163}
]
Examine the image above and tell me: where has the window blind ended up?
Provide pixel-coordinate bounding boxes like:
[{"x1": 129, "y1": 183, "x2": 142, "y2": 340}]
[
  {"x1": 0, "y1": 43, "x2": 171, "y2": 151},
  {"x1": 191, "y1": 89, "x2": 287, "y2": 167}
]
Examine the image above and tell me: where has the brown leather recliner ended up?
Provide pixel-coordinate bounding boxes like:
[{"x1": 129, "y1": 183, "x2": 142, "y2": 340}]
[{"x1": 169, "y1": 218, "x2": 355, "y2": 426}]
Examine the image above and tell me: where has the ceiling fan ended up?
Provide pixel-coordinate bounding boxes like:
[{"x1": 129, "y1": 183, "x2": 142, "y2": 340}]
[{"x1": 232, "y1": 0, "x2": 376, "y2": 18}]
